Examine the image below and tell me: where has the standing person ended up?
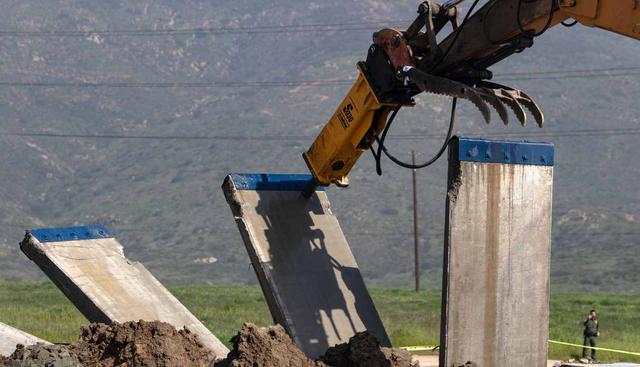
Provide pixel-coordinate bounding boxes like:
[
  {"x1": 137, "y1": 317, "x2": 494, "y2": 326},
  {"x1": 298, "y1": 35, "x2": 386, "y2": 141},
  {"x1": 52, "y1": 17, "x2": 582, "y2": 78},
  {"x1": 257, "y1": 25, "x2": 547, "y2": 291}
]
[{"x1": 582, "y1": 309, "x2": 600, "y2": 362}]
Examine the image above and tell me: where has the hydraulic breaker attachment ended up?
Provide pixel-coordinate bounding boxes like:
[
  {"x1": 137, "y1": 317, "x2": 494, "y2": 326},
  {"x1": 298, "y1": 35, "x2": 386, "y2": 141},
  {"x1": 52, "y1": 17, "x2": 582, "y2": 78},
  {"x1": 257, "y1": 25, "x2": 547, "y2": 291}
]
[{"x1": 303, "y1": 65, "x2": 406, "y2": 187}]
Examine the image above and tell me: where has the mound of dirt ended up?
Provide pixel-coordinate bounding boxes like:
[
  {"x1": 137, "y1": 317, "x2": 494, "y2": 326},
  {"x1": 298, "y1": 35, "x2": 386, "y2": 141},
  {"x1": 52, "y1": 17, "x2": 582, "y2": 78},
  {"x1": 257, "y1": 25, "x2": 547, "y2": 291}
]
[
  {"x1": 2, "y1": 322, "x2": 416, "y2": 367},
  {"x1": 214, "y1": 323, "x2": 324, "y2": 367},
  {"x1": 1, "y1": 321, "x2": 216, "y2": 367},
  {"x1": 3, "y1": 343, "x2": 82, "y2": 367},
  {"x1": 215, "y1": 323, "x2": 416, "y2": 367},
  {"x1": 320, "y1": 332, "x2": 417, "y2": 367},
  {"x1": 69, "y1": 320, "x2": 216, "y2": 367}
]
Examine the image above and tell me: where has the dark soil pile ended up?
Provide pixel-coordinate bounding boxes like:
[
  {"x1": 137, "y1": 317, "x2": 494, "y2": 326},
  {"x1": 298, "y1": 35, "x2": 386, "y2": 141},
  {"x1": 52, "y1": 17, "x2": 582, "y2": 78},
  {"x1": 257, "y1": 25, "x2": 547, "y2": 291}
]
[
  {"x1": 320, "y1": 332, "x2": 417, "y2": 367},
  {"x1": 2, "y1": 322, "x2": 417, "y2": 367},
  {"x1": 3, "y1": 343, "x2": 82, "y2": 367},
  {"x1": 69, "y1": 320, "x2": 216, "y2": 367},
  {"x1": 215, "y1": 323, "x2": 416, "y2": 367},
  {"x1": 214, "y1": 323, "x2": 324, "y2": 367},
  {"x1": 1, "y1": 321, "x2": 215, "y2": 367}
]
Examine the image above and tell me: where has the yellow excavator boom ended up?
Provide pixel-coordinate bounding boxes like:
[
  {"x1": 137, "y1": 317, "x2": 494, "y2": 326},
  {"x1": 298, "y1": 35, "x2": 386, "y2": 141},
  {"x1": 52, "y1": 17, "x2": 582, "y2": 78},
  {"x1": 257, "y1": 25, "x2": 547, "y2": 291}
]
[
  {"x1": 303, "y1": 0, "x2": 640, "y2": 190},
  {"x1": 559, "y1": 0, "x2": 640, "y2": 39}
]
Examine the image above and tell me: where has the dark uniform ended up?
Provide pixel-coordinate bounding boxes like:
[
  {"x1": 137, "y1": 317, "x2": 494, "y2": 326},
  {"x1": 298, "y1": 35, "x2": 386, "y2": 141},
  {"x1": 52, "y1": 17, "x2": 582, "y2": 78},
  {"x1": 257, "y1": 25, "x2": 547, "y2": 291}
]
[{"x1": 583, "y1": 318, "x2": 599, "y2": 360}]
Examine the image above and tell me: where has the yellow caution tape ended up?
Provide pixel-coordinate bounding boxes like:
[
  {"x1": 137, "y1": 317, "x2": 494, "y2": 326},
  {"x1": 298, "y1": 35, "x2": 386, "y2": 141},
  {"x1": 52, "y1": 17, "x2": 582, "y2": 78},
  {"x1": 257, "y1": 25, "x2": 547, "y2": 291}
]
[
  {"x1": 548, "y1": 340, "x2": 640, "y2": 357},
  {"x1": 400, "y1": 345, "x2": 439, "y2": 352},
  {"x1": 401, "y1": 341, "x2": 640, "y2": 357}
]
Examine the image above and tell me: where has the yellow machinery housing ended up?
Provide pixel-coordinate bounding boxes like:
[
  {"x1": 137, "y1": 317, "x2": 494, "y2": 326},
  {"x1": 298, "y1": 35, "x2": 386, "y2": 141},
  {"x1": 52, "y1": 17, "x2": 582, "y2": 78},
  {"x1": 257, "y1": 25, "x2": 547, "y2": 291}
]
[{"x1": 303, "y1": 65, "x2": 408, "y2": 186}]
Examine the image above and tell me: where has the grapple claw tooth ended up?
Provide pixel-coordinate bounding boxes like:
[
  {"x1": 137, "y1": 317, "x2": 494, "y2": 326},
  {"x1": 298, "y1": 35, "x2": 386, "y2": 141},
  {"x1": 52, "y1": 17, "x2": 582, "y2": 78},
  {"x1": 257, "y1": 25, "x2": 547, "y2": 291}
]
[
  {"x1": 518, "y1": 91, "x2": 545, "y2": 128},
  {"x1": 503, "y1": 91, "x2": 528, "y2": 127},
  {"x1": 467, "y1": 90, "x2": 492, "y2": 124},
  {"x1": 478, "y1": 88, "x2": 509, "y2": 125}
]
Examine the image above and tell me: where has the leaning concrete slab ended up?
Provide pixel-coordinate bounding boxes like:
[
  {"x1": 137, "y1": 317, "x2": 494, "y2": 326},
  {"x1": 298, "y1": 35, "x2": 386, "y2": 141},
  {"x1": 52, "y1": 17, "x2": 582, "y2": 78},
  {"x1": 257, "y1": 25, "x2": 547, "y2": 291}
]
[
  {"x1": 440, "y1": 137, "x2": 554, "y2": 367},
  {"x1": 223, "y1": 173, "x2": 390, "y2": 358},
  {"x1": 0, "y1": 322, "x2": 49, "y2": 356},
  {"x1": 20, "y1": 225, "x2": 229, "y2": 359}
]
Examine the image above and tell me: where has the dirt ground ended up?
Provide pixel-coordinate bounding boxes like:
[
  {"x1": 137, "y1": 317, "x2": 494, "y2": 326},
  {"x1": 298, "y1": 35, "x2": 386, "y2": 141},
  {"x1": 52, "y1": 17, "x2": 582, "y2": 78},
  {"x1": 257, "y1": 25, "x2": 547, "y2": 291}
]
[
  {"x1": 320, "y1": 330, "x2": 416, "y2": 367},
  {"x1": 1, "y1": 344, "x2": 83, "y2": 367},
  {"x1": 70, "y1": 320, "x2": 216, "y2": 367},
  {"x1": 1, "y1": 321, "x2": 418, "y2": 367},
  {"x1": 215, "y1": 323, "x2": 417, "y2": 367},
  {"x1": 1, "y1": 321, "x2": 216, "y2": 367},
  {"x1": 0, "y1": 321, "x2": 564, "y2": 367}
]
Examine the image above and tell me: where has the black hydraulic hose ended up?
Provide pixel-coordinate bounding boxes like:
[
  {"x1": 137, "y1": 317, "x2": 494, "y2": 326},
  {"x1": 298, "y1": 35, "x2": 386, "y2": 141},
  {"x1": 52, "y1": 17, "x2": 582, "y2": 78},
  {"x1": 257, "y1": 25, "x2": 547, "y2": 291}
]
[
  {"x1": 374, "y1": 107, "x2": 401, "y2": 175},
  {"x1": 375, "y1": 98, "x2": 458, "y2": 171},
  {"x1": 561, "y1": 19, "x2": 578, "y2": 27}
]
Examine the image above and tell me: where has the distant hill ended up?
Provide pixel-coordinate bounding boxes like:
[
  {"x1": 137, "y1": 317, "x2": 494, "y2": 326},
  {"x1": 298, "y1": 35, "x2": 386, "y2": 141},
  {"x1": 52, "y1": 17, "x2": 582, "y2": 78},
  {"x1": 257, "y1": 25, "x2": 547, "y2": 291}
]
[{"x1": 0, "y1": 0, "x2": 638, "y2": 292}]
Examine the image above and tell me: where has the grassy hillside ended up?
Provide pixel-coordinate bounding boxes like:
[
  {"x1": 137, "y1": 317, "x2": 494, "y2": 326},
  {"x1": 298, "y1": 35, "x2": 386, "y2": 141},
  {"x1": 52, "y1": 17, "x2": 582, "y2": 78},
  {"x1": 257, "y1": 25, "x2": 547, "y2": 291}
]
[
  {"x1": 0, "y1": 282, "x2": 638, "y2": 363},
  {"x1": 0, "y1": 1, "x2": 637, "y2": 290}
]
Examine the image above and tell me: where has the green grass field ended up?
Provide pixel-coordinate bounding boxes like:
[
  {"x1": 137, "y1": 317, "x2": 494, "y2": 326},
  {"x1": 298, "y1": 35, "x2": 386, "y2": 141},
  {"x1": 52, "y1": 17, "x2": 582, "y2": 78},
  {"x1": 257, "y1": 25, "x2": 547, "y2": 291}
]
[{"x1": 0, "y1": 282, "x2": 638, "y2": 363}]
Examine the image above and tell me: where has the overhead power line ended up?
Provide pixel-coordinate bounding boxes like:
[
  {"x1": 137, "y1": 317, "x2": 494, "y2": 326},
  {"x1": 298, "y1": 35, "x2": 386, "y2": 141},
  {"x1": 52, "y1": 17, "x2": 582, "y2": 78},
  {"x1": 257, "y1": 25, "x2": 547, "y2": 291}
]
[
  {"x1": 499, "y1": 72, "x2": 640, "y2": 81},
  {"x1": 0, "y1": 131, "x2": 307, "y2": 141},
  {"x1": 0, "y1": 20, "x2": 410, "y2": 37},
  {"x1": 0, "y1": 80, "x2": 354, "y2": 88},
  {"x1": 498, "y1": 66, "x2": 640, "y2": 76},
  {"x1": 2, "y1": 127, "x2": 640, "y2": 142},
  {"x1": 0, "y1": 66, "x2": 636, "y2": 89}
]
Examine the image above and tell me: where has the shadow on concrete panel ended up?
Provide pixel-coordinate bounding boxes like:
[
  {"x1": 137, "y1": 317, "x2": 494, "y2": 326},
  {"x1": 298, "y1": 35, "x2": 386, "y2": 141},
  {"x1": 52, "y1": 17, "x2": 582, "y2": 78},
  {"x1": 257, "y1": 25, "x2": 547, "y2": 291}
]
[{"x1": 224, "y1": 174, "x2": 389, "y2": 358}]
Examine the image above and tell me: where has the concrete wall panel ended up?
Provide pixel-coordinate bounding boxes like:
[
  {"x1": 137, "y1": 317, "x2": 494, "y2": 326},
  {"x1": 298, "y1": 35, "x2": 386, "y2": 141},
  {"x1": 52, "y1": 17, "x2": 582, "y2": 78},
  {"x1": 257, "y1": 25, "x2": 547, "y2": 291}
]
[
  {"x1": 0, "y1": 322, "x2": 49, "y2": 356},
  {"x1": 223, "y1": 173, "x2": 390, "y2": 358},
  {"x1": 440, "y1": 138, "x2": 554, "y2": 367},
  {"x1": 20, "y1": 226, "x2": 229, "y2": 359}
]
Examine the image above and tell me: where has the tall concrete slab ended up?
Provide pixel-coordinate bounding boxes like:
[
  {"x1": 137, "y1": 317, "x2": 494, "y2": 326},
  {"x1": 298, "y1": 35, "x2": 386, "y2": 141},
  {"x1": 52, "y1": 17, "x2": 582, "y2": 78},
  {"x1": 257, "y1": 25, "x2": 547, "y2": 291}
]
[
  {"x1": 20, "y1": 225, "x2": 229, "y2": 359},
  {"x1": 440, "y1": 137, "x2": 554, "y2": 367},
  {"x1": 0, "y1": 322, "x2": 49, "y2": 356},
  {"x1": 223, "y1": 173, "x2": 390, "y2": 358}
]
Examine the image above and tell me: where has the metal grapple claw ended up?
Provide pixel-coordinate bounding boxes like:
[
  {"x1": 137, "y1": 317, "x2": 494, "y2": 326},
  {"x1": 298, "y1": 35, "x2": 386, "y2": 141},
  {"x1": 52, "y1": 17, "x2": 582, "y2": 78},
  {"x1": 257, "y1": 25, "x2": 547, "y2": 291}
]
[
  {"x1": 476, "y1": 89, "x2": 509, "y2": 125},
  {"x1": 518, "y1": 90, "x2": 545, "y2": 128},
  {"x1": 476, "y1": 81, "x2": 545, "y2": 127},
  {"x1": 489, "y1": 88, "x2": 528, "y2": 126},
  {"x1": 401, "y1": 66, "x2": 492, "y2": 124}
]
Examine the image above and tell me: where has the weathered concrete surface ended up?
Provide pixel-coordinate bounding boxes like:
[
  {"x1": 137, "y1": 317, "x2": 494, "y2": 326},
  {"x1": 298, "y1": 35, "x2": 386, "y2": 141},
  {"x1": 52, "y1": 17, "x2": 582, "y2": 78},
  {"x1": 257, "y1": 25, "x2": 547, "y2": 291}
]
[
  {"x1": 412, "y1": 356, "x2": 565, "y2": 367},
  {"x1": 440, "y1": 139, "x2": 554, "y2": 367},
  {"x1": 20, "y1": 230, "x2": 229, "y2": 359},
  {"x1": 223, "y1": 174, "x2": 390, "y2": 359},
  {"x1": 0, "y1": 322, "x2": 49, "y2": 356}
]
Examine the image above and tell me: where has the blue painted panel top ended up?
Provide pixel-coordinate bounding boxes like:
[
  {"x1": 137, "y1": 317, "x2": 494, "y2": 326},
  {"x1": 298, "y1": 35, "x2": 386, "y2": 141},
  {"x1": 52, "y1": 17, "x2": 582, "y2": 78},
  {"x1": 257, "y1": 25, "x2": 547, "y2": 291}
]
[
  {"x1": 457, "y1": 137, "x2": 554, "y2": 166},
  {"x1": 30, "y1": 225, "x2": 113, "y2": 243},
  {"x1": 229, "y1": 173, "x2": 325, "y2": 191}
]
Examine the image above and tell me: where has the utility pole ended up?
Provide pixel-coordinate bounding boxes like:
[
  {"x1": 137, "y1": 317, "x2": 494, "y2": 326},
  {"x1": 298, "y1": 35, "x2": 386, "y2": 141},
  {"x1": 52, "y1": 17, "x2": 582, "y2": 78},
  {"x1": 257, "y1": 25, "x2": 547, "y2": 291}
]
[{"x1": 412, "y1": 150, "x2": 420, "y2": 292}]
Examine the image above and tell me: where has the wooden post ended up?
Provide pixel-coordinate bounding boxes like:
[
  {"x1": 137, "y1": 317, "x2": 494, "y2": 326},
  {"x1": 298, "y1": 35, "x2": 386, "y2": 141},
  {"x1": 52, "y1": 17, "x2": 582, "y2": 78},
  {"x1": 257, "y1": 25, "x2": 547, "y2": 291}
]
[{"x1": 412, "y1": 150, "x2": 420, "y2": 292}]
